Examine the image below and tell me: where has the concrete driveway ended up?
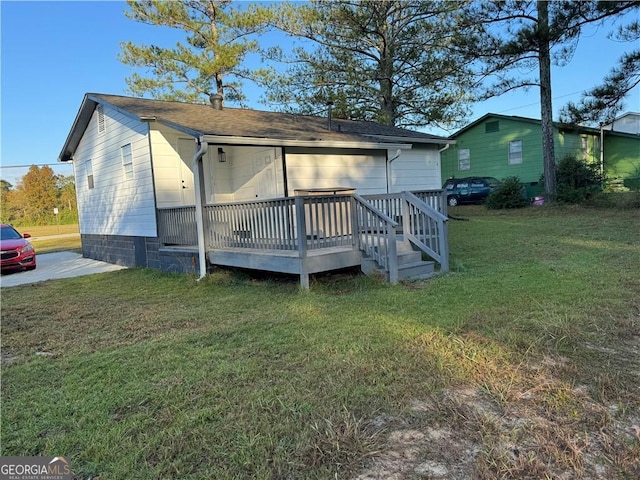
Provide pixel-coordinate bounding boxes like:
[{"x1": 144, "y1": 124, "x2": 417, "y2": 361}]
[{"x1": 1, "y1": 251, "x2": 127, "y2": 288}]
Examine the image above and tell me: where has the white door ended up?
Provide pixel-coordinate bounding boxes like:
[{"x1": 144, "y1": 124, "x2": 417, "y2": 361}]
[
  {"x1": 178, "y1": 139, "x2": 196, "y2": 204},
  {"x1": 253, "y1": 149, "x2": 277, "y2": 199}
]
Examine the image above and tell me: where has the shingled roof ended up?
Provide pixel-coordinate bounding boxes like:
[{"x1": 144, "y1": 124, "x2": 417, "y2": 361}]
[{"x1": 59, "y1": 93, "x2": 449, "y2": 162}]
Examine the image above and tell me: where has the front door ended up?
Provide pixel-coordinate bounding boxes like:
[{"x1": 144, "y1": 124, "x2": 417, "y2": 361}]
[
  {"x1": 177, "y1": 138, "x2": 196, "y2": 204},
  {"x1": 253, "y1": 149, "x2": 277, "y2": 199}
]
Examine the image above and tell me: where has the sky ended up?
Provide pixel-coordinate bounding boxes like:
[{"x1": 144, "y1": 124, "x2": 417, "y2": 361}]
[{"x1": 1, "y1": 0, "x2": 639, "y2": 187}]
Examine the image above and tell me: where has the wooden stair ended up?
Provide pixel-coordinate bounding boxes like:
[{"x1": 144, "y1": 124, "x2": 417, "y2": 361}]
[{"x1": 361, "y1": 239, "x2": 435, "y2": 281}]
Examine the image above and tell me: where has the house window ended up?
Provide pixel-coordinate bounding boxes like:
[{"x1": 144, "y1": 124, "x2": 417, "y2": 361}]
[
  {"x1": 508, "y1": 140, "x2": 522, "y2": 165},
  {"x1": 121, "y1": 143, "x2": 133, "y2": 179},
  {"x1": 97, "y1": 105, "x2": 106, "y2": 134},
  {"x1": 87, "y1": 159, "x2": 94, "y2": 189},
  {"x1": 581, "y1": 136, "x2": 589, "y2": 159},
  {"x1": 485, "y1": 121, "x2": 499, "y2": 133},
  {"x1": 458, "y1": 148, "x2": 470, "y2": 170}
]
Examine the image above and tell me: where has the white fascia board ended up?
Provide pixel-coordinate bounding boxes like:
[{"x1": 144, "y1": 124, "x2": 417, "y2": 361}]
[
  {"x1": 201, "y1": 134, "x2": 412, "y2": 150},
  {"x1": 364, "y1": 134, "x2": 456, "y2": 145}
]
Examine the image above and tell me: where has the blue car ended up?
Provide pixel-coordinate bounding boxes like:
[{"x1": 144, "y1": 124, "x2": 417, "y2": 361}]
[{"x1": 443, "y1": 177, "x2": 501, "y2": 206}]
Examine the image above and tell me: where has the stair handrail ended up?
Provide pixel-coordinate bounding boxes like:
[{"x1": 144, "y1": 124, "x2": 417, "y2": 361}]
[
  {"x1": 402, "y1": 191, "x2": 449, "y2": 272},
  {"x1": 353, "y1": 194, "x2": 399, "y2": 283}
]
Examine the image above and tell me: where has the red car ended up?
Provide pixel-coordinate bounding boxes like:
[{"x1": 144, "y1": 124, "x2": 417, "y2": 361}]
[{"x1": 0, "y1": 224, "x2": 37, "y2": 271}]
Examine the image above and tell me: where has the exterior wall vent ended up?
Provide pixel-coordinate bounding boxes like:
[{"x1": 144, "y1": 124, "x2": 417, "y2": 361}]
[
  {"x1": 97, "y1": 105, "x2": 106, "y2": 134},
  {"x1": 485, "y1": 121, "x2": 499, "y2": 133}
]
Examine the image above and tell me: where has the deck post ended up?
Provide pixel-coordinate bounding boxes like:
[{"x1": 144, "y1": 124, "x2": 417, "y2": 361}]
[
  {"x1": 295, "y1": 196, "x2": 309, "y2": 289},
  {"x1": 387, "y1": 225, "x2": 399, "y2": 284},
  {"x1": 350, "y1": 195, "x2": 358, "y2": 249},
  {"x1": 439, "y1": 218, "x2": 450, "y2": 272},
  {"x1": 401, "y1": 192, "x2": 411, "y2": 239}
]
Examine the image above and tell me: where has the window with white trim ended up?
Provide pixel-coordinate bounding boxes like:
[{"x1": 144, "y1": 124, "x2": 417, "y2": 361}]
[
  {"x1": 458, "y1": 148, "x2": 470, "y2": 170},
  {"x1": 87, "y1": 159, "x2": 94, "y2": 189},
  {"x1": 508, "y1": 140, "x2": 523, "y2": 165},
  {"x1": 121, "y1": 144, "x2": 133, "y2": 179}
]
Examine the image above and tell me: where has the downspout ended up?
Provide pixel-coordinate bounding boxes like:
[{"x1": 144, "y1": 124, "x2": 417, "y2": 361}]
[
  {"x1": 192, "y1": 137, "x2": 208, "y2": 280},
  {"x1": 439, "y1": 143, "x2": 451, "y2": 184},
  {"x1": 387, "y1": 149, "x2": 402, "y2": 193}
]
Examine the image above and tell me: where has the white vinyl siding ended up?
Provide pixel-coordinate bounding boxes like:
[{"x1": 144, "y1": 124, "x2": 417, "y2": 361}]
[
  {"x1": 285, "y1": 148, "x2": 387, "y2": 195},
  {"x1": 388, "y1": 146, "x2": 441, "y2": 192},
  {"x1": 458, "y1": 148, "x2": 470, "y2": 170},
  {"x1": 508, "y1": 140, "x2": 523, "y2": 165},
  {"x1": 73, "y1": 103, "x2": 156, "y2": 237}
]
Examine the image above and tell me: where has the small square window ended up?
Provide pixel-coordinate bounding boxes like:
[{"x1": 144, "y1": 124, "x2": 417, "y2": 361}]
[
  {"x1": 458, "y1": 148, "x2": 470, "y2": 171},
  {"x1": 508, "y1": 140, "x2": 522, "y2": 165},
  {"x1": 121, "y1": 144, "x2": 133, "y2": 179}
]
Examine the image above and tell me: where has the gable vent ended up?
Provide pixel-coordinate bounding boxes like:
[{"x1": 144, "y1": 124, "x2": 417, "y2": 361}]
[
  {"x1": 97, "y1": 105, "x2": 106, "y2": 134},
  {"x1": 485, "y1": 120, "x2": 499, "y2": 133}
]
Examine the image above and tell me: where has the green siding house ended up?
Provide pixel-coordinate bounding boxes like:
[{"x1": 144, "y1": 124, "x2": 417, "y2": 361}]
[
  {"x1": 441, "y1": 113, "x2": 639, "y2": 195},
  {"x1": 602, "y1": 113, "x2": 640, "y2": 190}
]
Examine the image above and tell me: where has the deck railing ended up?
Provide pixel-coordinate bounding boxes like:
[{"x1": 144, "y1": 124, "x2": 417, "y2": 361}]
[
  {"x1": 363, "y1": 189, "x2": 447, "y2": 221},
  {"x1": 157, "y1": 206, "x2": 197, "y2": 246},
  {"x1": 159, "y1": 195, "x2": 357, "y2": 252},
  {"x1": 363, "y1": 190, "x2": 449, "y2": 271},
  {"x1": 205, "y1": 198, "x2": 297, "y2": 250},
  {"x1": 402, "y1": 191, "x2": 449, "y2": 272},
  {"x1": 157, "y1": 189, "x2": 447, "y2": 278},
  {"x1": 411, "y1": 189, "x2": 448, "y2": 217},
  {"x1": 353, "y1": 194, "x2": 399, "y2": 283}
]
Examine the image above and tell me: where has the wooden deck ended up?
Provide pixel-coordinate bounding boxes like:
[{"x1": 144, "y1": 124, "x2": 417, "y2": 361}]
[{"x1": 157, "y1": 191, "x2": 449, "y2": 288}]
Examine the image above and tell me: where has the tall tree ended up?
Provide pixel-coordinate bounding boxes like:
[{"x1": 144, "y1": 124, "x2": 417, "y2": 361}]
[
  {"x1": 119, "y1": 0, "x2": 273, "y2": 105},
  {"x1": 12, "y1": 166, "x2": 59, "y2": 224},
  {"x1": 455, "y1": 1, "x2": 639, "y2": 198},
  {"x1": 265, "y1": 0, "x2": 475, "y2": 129},
  {"x1": 56, "y1": 175, "x2": 77, "y2": 213},
  {"x1": 0, "y1": 180, "x2": 15, "y2": 223},
  {"x1": 561, "y1": 22, "x2": 640, "y2": 126}
]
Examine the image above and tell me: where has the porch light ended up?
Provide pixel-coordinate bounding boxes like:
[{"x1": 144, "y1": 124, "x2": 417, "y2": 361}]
[{"x1": 218, "y1": 147, "x2": 227, "y2": 162}]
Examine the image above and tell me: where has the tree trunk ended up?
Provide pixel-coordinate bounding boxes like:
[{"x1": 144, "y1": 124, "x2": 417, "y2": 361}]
[{"x1": 538, "y1": 0, "x2": 556, "y2": 199}]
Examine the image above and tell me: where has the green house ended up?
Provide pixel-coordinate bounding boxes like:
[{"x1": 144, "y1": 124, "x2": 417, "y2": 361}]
[
  {"x1": 602, "y1": 112, "x2": 640, "y2": 190},
  {"x1": 441, "y1": 113, "x2": 640, "y2": 196}
]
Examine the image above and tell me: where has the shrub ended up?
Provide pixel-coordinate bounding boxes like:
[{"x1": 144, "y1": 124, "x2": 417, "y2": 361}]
[
  {"x1": 556, "y1": 155, "x2": 602, "y2": 204},
  {"x1": 622, "y1": 165, "x2": 640, "y2": 193},
  {"x1": 486, "y1": 176, "x2": 528, "y2": 209}
]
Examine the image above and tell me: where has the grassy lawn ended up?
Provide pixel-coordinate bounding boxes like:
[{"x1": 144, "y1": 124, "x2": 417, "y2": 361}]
[
  {"x1": 16, "y1": 224, "x2": 81, "y2": 254},
  {"x1": 2, "y1": 207, "x2": 639, "y2": 479}
]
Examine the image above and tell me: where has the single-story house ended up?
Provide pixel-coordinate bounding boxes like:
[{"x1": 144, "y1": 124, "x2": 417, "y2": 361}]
[
  {"x1": 441, "y1": 113, "x2": 640, "y2": 196},
  {"x1": 58, "y1": 93, "x2": 453, "y2": 287},
  {"x1": 603, "y1": 112, "x2": 640, "y2": 135},
  {"x1": 601, "y1": 112, "x2": 640, "y2": 190}
]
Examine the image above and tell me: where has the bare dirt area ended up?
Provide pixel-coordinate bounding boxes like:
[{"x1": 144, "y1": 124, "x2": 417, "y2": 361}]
[{"x1": 354, "y1": 348, "x2": 640, "y2": 480}]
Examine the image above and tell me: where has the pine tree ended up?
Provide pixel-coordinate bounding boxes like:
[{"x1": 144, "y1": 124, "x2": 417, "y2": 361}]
[
  {"x1": 455, "y1": 0, "x2": 638, "y2": 198},
  {"x1": 119, "y1": 0, "x2": 273, "y2": 105},
  {"x1": 265, "y1": 0, "x2": 475, "y2": 129}
]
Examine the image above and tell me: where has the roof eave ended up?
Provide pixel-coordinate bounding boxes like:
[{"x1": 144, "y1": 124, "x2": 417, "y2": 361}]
[
  {"x1": 201, "y1": 134, "x2": 413, "y2": 150},
  {"x1": 364, "y1": 134, "x2": 455, "y2": 145},
  {"x1": 58, "y1": 93, "x2": 148, "y2": 162},
  {"x1": 58, "y1": 94, "x2": 96, "y2": 162}
]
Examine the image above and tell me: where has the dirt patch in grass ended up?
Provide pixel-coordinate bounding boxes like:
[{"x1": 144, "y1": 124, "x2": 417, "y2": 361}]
[{"x1": 354, "y1": 350, "x2": 640, "y2": 480}]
